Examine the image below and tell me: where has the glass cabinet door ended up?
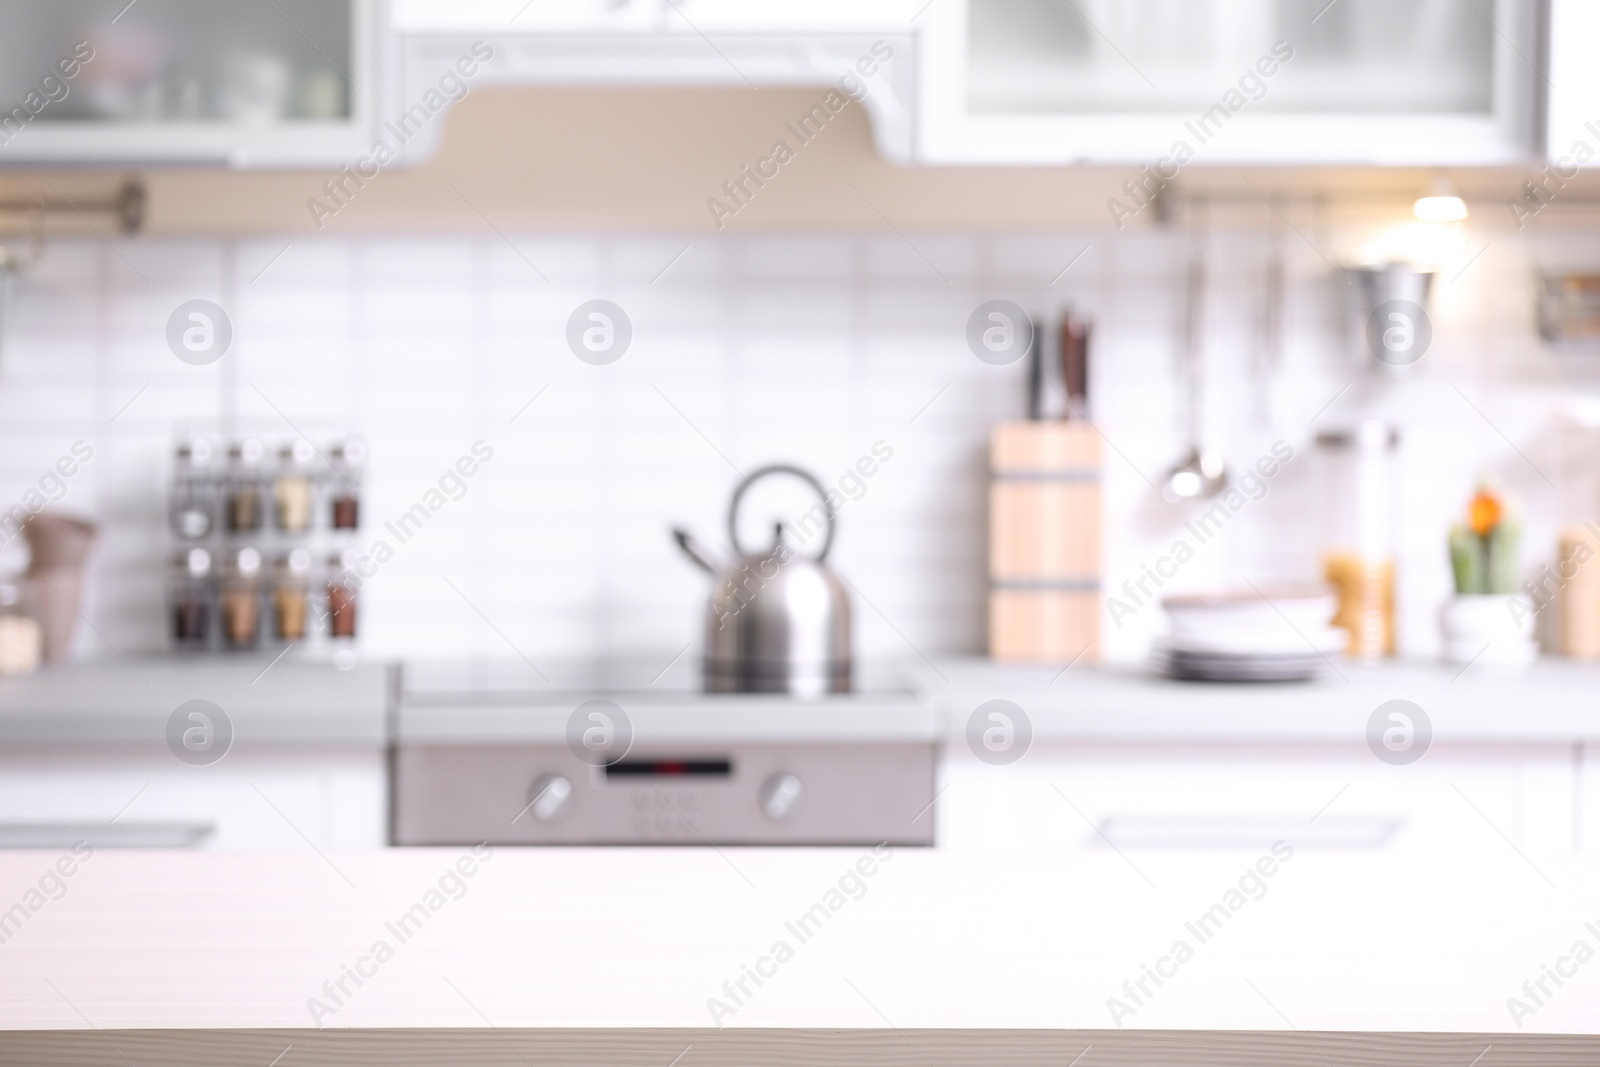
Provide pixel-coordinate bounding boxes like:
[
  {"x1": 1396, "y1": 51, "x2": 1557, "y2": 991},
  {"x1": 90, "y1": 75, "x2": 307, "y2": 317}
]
[
  {"x1": 968, "y1": 0, "x2": 1494, "y2": 115},
  {"x1": 0, "y1": 0, "x2": 378, "y2": 166},
  {"x1": 922, "y1": 0, "x2": 1539, "y2": 164}
]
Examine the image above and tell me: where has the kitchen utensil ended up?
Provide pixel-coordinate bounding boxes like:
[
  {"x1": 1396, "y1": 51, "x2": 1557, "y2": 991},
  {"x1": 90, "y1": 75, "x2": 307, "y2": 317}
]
[
  {"x1": 23, "y1": 512, "x2": 97, "y2": 664},
  {"x1": 1163, "y1": 243, "x2": 1228, "y2": 503},
  {"x1": 1025, "y1": 309, "x2": 1061, "y2": 419},
  {"x1": 1061, "y1": 309, "x2": 1091, "y2": 416},
  {"x1": 1258, "y1": 231, "x2": 1285, "y2": 431},
  {"x1": 1354, "y1": 262, "x2": 1434, "y2": 317},
  {"x1": 673, "y1": 464, "x2": 852, "y2": 696},
  {"x1": 1352, "y1": 262, "x2": 1435, "y2": 366}
]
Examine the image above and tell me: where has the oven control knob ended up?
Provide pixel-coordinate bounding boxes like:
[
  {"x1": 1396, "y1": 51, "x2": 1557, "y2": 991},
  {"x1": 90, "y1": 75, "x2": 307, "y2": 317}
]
[
  {"x1": 759, "y1": 773, "x2": 803, "y2": 822},
  {"x1": 527, "y1": 774, "x2": 573, "y2": 823}
]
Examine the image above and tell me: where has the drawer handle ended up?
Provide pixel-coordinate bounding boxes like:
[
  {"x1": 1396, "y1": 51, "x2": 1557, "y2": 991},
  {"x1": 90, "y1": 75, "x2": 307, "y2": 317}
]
[
  {"x1": 1097, "y1": 814, "x2": 1402, "y2": 850},
  {"x1": 0, "y1": 822, "x2": 214, "y2": 849}
]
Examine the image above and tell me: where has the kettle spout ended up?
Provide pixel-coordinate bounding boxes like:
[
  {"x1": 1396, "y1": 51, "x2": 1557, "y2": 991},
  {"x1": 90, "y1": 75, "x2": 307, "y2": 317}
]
[{"x1": 671, "y1": 527, "x2": 719, "y2": 574}]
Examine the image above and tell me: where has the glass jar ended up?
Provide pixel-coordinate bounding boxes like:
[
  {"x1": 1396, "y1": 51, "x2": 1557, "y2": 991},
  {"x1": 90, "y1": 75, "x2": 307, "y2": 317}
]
[
  {"x1": 220, "y1": 547, "x2": 264, "y2": 650},
  {"x1": 273, "y1": 547, "x2": 312, "y2": 642},
  {"x1": 170, "y1": 547, "x2": 213, "y2": 649},
  {"x1": 326, "y1": 550, "x2": 358, "y2": 639},
  {"x1": 273, "y1": 439, "x2": 316, "y2": 535},
  {"x1": 226, "y1": 439, "x2": 266, "y2": 533},
  {"x1": 0, "y1": 578, "x2": 41, "y2": 676},
  {"x1": 170, "y1": 439, "x2": 218, "y2": 539},
  {"x1": 329, "y1": 439, "x2": 365, "y2": 531},
  {"x1": 1316, "y1": 422, "x2": 1400, "y2": 660},
  {"x1": 1555, "y1": 401, "x2": 1600, "y2": 657}
]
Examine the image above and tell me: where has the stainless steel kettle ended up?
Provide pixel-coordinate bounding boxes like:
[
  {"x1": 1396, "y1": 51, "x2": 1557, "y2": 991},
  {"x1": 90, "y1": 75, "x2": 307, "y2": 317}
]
[{"x1": 673, "y1": 464, "x2": 852, "y2": 696}]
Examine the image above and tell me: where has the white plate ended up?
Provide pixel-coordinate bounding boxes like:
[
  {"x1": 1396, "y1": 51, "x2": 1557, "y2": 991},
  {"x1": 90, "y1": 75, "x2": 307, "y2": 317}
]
[{"x1": 1159, "y1": 626, "x2": 1349, "y2": 656}]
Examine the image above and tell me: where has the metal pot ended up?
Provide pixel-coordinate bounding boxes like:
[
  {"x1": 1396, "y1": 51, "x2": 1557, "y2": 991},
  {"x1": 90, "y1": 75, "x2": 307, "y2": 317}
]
[{"x1": 673, "y1": 465, "x2": 852, "y2": 697}]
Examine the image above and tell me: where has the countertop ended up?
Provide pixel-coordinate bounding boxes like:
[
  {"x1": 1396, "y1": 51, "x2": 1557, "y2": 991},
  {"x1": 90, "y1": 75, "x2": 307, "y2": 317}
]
[
  {"x1": 0, "y1": 847, "x2": 1595, "y2": 1062},
  {"x1": 0, "y1": 658, "x2": 390, "y2": 746},
  {"x1": 918, "y1": 657, "x2": 1600, "y2": 744},
  {"x1": 8, "y1": 655, "x2": 1600, "y2": 747}
]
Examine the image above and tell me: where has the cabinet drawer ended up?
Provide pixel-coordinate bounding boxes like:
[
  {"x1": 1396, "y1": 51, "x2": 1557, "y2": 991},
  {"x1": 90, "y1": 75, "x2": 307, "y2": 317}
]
[
  {"x1": 940, "y1": 740, "x2": 1578, "y2": 858},
  {"x1": 0, "y1": 748, "x2": 386, "y2": 851}
]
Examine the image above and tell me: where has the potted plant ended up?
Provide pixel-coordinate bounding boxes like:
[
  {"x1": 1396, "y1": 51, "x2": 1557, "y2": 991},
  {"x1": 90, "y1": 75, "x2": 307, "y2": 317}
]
[{"x1": 1442, "y1": 484, "x2": 1537, "y2": 668}]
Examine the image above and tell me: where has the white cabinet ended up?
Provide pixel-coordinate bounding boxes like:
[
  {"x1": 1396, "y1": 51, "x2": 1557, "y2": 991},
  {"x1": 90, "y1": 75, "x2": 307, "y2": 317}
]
[
  {"x1": 0, "y1": 746, "x2": 386, "y2": 851},
  {"x1": 390, "y1": 0, "x2": 662, "y2": 34},
  {"x1": 388, "y1": 0, "x2": 920, "y2": 35},
  {"x1": 1546, "y1": 0, "x2": 1600, "y2": 167},
  {"x1": 917, "y1": 0, "x2": 1542, "y2": 165},
  {"x1": 6, "y1": 0, "x2": 1552, "y2": 169},
  {"x1": 0, "y1": 0, "x2": 385, "y2": 166},
  {"x1": 392, "y1": 2, "x2": 919, "y2": 163},
  {"x1": 940, "y1": 740, "x2": 1579, "y2": 859},
  {"x1": 0, "y1": 662, "x2": 391, "y2": 850}
]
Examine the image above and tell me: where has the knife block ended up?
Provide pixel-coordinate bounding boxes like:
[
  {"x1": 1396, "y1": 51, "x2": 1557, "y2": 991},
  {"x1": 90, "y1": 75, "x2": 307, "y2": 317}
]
[{"x1": 988, "y1": 422, "x2": 1101, "y2": 662}]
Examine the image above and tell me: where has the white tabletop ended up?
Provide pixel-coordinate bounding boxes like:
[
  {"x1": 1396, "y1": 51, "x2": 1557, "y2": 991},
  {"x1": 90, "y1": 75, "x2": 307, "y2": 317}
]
[{"x1": 0, "y1": 845, "x2": 1595, "y2": 1045}]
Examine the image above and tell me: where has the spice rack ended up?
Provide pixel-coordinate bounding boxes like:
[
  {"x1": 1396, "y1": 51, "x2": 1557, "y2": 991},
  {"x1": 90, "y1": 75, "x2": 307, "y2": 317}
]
[{"x1": 168, "y1": 437, "x2": 365, "y2": 661}]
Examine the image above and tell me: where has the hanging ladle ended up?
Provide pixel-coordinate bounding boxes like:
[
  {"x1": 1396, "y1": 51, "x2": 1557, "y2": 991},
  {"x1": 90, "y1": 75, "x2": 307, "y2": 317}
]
[{"x1": 1162, "y1": 241, "x2": 1228, "y2": 503}]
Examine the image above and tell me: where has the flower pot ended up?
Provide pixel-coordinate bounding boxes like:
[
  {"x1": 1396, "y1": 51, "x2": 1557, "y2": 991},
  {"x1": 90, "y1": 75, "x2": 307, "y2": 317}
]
[{"x1": 1439, "y1": 594, "x2": 1537, "y2": 670}]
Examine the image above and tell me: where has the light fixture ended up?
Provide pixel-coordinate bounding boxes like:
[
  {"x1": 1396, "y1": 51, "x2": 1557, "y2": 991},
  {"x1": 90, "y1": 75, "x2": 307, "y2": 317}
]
[
  {"x1": 1413, "y1": 178, "x2": 1468, "y2": 223},
  {"x1": 1413, "y1": 195, "x2": 1468, "y2": 222}
]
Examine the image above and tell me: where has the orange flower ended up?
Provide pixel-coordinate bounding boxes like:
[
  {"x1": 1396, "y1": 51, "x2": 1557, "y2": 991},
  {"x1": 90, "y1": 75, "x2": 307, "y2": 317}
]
[{"x1": 1467, "y1": 488, "x2": 1502, "y2": 536}]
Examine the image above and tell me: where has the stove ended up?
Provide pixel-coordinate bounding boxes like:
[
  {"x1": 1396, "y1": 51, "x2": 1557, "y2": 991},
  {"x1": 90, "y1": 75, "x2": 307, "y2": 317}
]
[{"x1": 392, "y1": 661, "x2": 940, "y2": 846}]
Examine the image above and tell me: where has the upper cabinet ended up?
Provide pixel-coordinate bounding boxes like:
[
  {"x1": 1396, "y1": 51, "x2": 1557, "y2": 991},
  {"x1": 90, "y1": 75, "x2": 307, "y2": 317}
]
[
  {"x1": 1546, "y1": 0, "x2": 1600, "y2": 165},
  {"x1": 0, "y1": 0, "x2": 1576, "y2": 169},
  {"x1": 918, "y1": 0, "x2": 1544, "y2": 165},
  {"x1": 388, "y1": 0, "x2": 919, "y2": 35},
  {"x1": 387, "y1": 0, "x2": 921, "y2": 164},
  {"x1": 0, "y1": 0, "x2": 382, "y2": 166}
]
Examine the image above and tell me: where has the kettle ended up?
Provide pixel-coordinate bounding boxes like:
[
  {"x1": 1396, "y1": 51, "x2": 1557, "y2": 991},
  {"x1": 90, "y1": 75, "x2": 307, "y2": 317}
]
[{"x1": 673, "y1": 464, "x2": 852, "y2": 696}]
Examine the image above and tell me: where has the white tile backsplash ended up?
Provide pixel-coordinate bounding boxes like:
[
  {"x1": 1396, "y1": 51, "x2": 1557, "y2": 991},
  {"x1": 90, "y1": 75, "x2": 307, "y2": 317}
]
[{"x1": 0, "y1": 226, "x2": 1593, "y2": 667}]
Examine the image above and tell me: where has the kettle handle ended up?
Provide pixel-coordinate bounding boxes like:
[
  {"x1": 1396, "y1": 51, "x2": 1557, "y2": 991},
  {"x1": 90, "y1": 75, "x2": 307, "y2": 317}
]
[{"x1": 728, "y1": 464, "x2": 836, "y2": 562}]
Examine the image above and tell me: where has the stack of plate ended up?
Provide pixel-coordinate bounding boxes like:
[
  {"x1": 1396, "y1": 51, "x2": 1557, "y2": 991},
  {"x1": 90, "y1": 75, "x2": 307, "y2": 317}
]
[{"x1": 1155, "y1": 587, "x2": 1346, "y2": 682}]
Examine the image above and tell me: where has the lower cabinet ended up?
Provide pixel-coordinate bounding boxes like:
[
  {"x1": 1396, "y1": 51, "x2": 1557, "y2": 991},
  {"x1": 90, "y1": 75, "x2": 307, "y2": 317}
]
[
  {"x1": 1580, "y1": 743, "x2": 1600, "y2": 854},
  {"x1": 939, "y1": 740, "x2": 1581, "y2": 857},
  {"x1": 0, "y1": 747, "x2": 387, "y2": 851}
]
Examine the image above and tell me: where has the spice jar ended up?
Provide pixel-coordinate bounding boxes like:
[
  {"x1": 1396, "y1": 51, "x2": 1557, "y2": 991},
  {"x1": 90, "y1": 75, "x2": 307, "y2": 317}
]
[
  {"x1": 171, "y1": 548, "x2": 212, "y2": 649},
  {"x1": 221, "y1": 547, "x2": 264, "y2": 650},
  {"x1": 1316, "y1": 422, "x2": 1400, "y2": 660},
  {"x1": 226, "y1": 439, "x2": 266, "y2": 533},
  {"x1": 329, "y1": 439, "x2": 365, "y2": 531},
  {"x1": 274, "y1": 547, "x2": 312, "y2": 641},
  {"x1": 326, "y1": 550, "x2": 358, "y2": 639},
  {"x1": 171, "y1": 439, "x2": 218, "y2": 539},
  {"x1": 0, "y1": 579, "x2": 42, "y2": 676},
  {"x1": 273, "y1": 439, "x2": 316, "y2": 534}
]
